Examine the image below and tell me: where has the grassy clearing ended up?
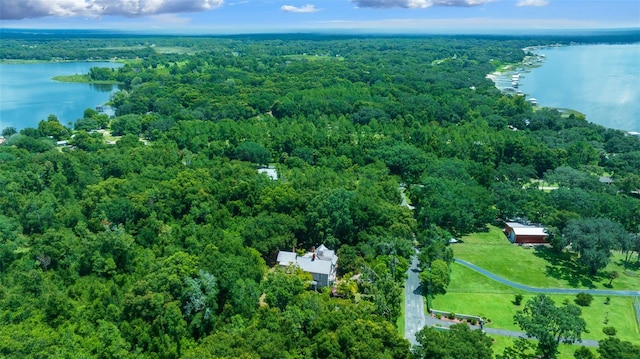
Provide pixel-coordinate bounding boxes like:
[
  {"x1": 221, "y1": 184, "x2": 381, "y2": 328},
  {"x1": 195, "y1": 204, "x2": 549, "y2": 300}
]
[
  {"x1": 153, "y1": 46, "x2": 197, "y2": 55},
  {"x1": 96, "y1": 129, "x2": 121, "y2": 144},
  {"x1": 432, "y1": 264, "x2": 639, "y2": 342},
  {"x1": 453, "y1": 225, "x2": 640, "y2": 290}
]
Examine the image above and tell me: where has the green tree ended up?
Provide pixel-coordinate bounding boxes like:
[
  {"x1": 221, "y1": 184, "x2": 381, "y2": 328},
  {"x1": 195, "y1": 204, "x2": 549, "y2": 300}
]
[
  {"x1": 597, "y1": 337, "x2": 640, "y2": 359},
  {"x1": 260, "y1": 267, "x2": 308, "y2": 311},
  {"x1": 233, "y1": 141, "x2": 271, "y2": 166},
  {"x1": 1, "y1": 126, "x2": 17, "y2": 137},
  {"x1": 415, "y1": 323, "x2": 493, "y2": 359},
  {"x1": 419, "y1": 259, "x2": 450, "y2": 309},
  {"x1": 563, "y1": 218, "x2": 627, "y2": 275},
  {"x1": 574, "y1": 293, "x2": 593, "y2": 307},
  {"x1": 573, "y1": 346, "x2": 596, "y2": 359},
  {"x1": 514, "y1": 294, "x2": 587, "y2": 359}
]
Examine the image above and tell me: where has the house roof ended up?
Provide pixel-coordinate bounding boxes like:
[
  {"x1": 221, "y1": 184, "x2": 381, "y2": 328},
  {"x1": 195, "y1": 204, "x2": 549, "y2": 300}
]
[
  {"x1": 277, "y1": 245, "x2": 337, "y2": 276},
  {"x1": 506, "y1": 222, "x2": 548, "y2": 237},
  {"x1": 316, "y1": 244, "x2": 337, "y2": 264},
  {"x1": 258, "y1": 167, "x2": 278, "y2": 180},
  {"x1": 295, "y1": 255, "x2": 333, "y2": 275},
  {"x1": 276, "y1": 251, "x2": 297, "y2": 265},
  {"x1": 512, "y1": 227, "x2": 548, "y2": 236}
]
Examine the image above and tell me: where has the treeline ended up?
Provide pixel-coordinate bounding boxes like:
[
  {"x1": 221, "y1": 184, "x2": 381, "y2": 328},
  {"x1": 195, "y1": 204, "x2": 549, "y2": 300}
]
[{"x1": 0, "y1": 34, "x2": 639, "y2": 358}]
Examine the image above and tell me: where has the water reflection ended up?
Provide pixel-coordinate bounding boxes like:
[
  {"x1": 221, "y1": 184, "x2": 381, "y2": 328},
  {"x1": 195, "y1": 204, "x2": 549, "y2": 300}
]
[{"x1": 90, "y1": 83, "x2": 115, "y2": 92}]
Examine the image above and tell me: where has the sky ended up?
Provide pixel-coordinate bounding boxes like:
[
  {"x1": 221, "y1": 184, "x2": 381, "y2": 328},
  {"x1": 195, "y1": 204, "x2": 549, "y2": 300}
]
[{"x1": 0, "y1": 0, "x2": 639, "y2": 34}]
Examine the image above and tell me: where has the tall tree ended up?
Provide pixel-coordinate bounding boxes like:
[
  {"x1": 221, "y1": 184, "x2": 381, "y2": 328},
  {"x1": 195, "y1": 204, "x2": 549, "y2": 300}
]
[
  {"x1": 563, "y1": 218, "x2": 628, "y2": 275},
  {"x1": 419, "y1": 259, "x2": 450, "y2": 310},
  {"x1": 597, "y1": 337, "x2": 640, "y2": 359},
  {"x1": 514, "y1": 294, "x2": 587, "y2": 359}
]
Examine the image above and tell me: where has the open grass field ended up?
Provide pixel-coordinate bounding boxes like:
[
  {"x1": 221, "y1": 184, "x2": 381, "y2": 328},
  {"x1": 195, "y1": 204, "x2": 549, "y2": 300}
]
[
  {"x1": 453, "y1": 225, "x2": 640, "y2": 290},
  {"x1": 432, "y1": 263, "x2": 640, "y2": 343},
  {"x1": 153, "y1": 46, "x2": 198, "y2": 55}
]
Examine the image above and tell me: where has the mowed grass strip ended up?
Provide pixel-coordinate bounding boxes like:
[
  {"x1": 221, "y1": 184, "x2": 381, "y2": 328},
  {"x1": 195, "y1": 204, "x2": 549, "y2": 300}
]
[
  {"x1": 453, "y1": 225, "x2": 640, "y2": 290},
  {"x1": 432, "y1": 264, "x2": 640, "y2": 342}
]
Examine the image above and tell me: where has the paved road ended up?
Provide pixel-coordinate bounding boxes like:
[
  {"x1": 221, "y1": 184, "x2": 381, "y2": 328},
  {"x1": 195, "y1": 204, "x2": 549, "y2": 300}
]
[
  {"x1": 404, "y1": 254, "x2": 425, "y2": 346},
  {"x1": 403, "y1": 257, "x2": 616, "y2": 348},
  {"x1": 454, "y1": 258, "x2": 640, "y2": 296},
  {"x1": 423, "y1": 315, "x2": 599, "y2": 347}
]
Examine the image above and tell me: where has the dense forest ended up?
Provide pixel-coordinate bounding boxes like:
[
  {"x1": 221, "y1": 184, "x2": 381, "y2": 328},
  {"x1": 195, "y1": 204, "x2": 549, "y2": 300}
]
[{"x1": 1, "y1": 32, "x2": 639, "y2": 358}]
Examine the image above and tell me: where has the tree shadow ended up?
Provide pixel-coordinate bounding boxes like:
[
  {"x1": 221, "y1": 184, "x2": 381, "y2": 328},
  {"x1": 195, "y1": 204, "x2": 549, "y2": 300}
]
[
  {"x1": 413, "y1": 283, "x2": 424, "y2": 296},
  {"x1": 615, "y1": 258, "x2": 640, "y2": 271},
  {"x1": 532, "y1": 247, "x2": 603, "y2": 289}
]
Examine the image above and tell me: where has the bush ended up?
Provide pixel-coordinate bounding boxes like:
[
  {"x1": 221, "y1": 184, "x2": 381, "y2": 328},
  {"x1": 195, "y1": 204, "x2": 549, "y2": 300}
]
[
  {"x1": 575, "y1": 292, "x2": 594, "y2": 307},
  {"x1": 470, "y1": 318, "x2": 477, "y2": 325},
  {"x1": 514, "y1": 293, "x2": 524, "y2": 305},
  {"x1": 447, "y1": 312, "x2": 456, "y2": 320},
  {"x1": 435, "y1": 314, "x2": 441, "y2": 319},
  {"x1": 574, "y1": 346, "x2": 596, "y2": 359},
  {"x1": 605, "y1": 296, "x2": 611, "y2": 305},
  {"x1": 602, "y1": 326, "x2": 617, "y2": 336}
]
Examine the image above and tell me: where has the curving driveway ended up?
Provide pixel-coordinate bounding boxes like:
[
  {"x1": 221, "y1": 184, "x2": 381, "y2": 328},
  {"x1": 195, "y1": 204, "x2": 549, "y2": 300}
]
[
  {"x1": 454, "y1": 258, "x2": 640, "y2": 296},
  {"x1": 403, "y1": 257, "x2": 637, "y2": 348}
]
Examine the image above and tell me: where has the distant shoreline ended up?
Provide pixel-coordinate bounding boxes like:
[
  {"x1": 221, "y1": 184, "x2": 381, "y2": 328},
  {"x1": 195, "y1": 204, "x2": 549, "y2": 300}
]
[
  {"x1": 488, "y1": 43, "x2": 639, "y2": 134},
  {"x1": 0, "y1": 59, "x2": 124, "y2": 65},
  {"x1": 51, "y1": 74, "x2": 122, "y2": 85}
]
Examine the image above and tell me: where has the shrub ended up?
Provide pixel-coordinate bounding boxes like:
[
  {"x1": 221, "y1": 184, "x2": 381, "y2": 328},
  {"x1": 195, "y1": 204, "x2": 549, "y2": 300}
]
[
  {"x1": 605, "y1": 296, "x2": 611, "y2": 305},
  {"x1": 435, "y1": 314, "x2": 441, "y2": 319},
  {"x1": 447, "y1": 312, "x2": 456, "y2": 320},
  {"x1": 574, "y1": 346, "x2": 596, "y2": 359},
  {"x1": 602, "y1": 326, "x2": 617, "y2": 336},
  {"x1": 470, "y1": 318, "x2": 477, "y2": 325},
  {"x1": 575, "y1": 293, "x2": 594, "y2": 306},
  {"x1": 514, "y1": 293, "x2": 524, "y2": 305}
]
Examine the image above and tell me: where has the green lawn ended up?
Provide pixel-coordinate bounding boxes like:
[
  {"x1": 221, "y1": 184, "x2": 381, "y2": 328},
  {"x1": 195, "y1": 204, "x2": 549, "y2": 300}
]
[
  {"x1": 453, "y1": 225, "x2": 640, "y2": 290},
  {"x1": 432, "y1": 264, "x2": 640, "y2": 343},
  {"x1": 490, "y1": 336, "x2": 591, "y2": 359}
]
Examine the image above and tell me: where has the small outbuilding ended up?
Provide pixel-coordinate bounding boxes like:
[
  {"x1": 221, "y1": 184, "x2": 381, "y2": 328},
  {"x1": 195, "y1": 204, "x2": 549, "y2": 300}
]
[{"x1": 504, "y1": 222, "x2": 548, "y2": 244}]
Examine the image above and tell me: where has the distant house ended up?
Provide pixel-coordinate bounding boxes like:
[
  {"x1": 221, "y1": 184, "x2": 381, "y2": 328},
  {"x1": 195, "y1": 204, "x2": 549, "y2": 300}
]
[
  {"x1": 599, "y1": 176, "x2": 613, "y2": 185},
  {"x1": 258, "y1": 166, "x2": 278, "y2": 180},
  {"x1": 504, "y1": 222, "x2": 548, "y2": 244},
  {"x1": 276, "y1": 244, "x2": 338, "y2": 288}
]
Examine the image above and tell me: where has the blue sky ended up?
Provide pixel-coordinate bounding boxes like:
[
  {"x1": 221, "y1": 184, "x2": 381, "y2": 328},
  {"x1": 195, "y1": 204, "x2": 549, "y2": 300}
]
[{"x1": 0, "y1": 0, "x2": 638, "y2": 33}]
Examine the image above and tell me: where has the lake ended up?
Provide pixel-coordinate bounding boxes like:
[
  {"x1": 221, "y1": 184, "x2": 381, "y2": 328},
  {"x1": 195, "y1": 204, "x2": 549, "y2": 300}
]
[
  {"x1": 495, "y1": 43, "x2": 640, "y2": 133},
  {"x1": 0, "y1": 62, "x2": 122, "y2": 131}
]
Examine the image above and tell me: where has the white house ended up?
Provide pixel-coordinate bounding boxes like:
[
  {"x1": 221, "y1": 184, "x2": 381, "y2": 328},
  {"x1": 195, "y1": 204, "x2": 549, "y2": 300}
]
[{"x1": 276, "y1": 244, "x2": 338, "y2": 288}]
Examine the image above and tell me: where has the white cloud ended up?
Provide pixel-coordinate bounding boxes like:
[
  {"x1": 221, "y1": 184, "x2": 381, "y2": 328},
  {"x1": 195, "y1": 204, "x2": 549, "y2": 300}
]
[
  {"x1": 0, "y1": 0, "x2": 224, "y2": 20},
  {"x1": 516, "y1": 0, "x2": 549, "y2": 6},
  {"x1": 281, "y1": 4, "x2": 319, "y2": 13},
  {"x1": 351, "y1": 0, "x2": 493, "y2": 9}
]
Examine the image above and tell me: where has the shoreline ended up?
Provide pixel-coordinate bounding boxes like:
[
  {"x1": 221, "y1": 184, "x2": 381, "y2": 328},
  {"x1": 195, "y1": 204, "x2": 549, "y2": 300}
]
[
  {"x1": 0, "y1": 58, "x2": 126, "y2": 65},
  {"x1": 487, "y1": 43, "x2": 639, "y2": 134},
  {"x1": 51, "y1": 74, "x2": 122, "y2": 85}
]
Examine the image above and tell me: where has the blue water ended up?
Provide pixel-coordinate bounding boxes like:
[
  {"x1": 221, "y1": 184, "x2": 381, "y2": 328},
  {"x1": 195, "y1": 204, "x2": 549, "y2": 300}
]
[
  {"x1": 519, "y1": 44, "x2": 640, "y2": 132},
  {"x1": 0, "y1": 62, "x2": 122, "y2": 131}
]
